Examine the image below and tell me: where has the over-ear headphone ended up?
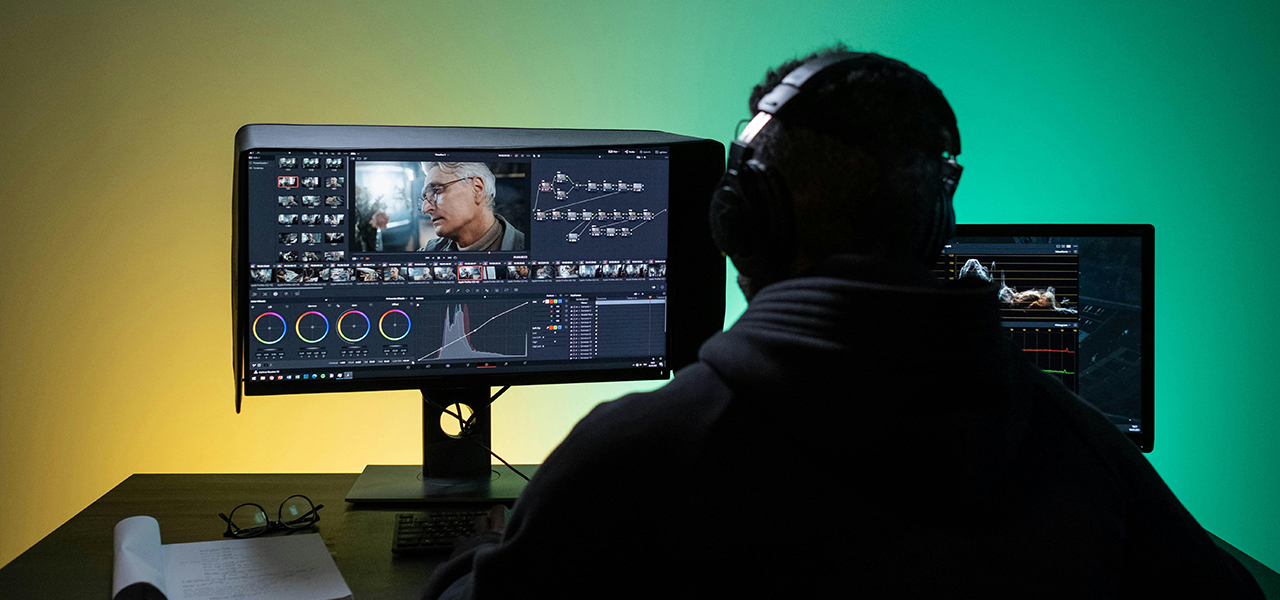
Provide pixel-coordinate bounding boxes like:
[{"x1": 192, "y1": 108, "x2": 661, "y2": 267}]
[{"x1": 709, "y1": 51, "x2": 964, "y2": 287}]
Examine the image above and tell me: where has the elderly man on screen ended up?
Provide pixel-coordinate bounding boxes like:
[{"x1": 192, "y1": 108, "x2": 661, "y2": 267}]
[{"x1": 419, "y1": 161, "x2": 526, "y2": 252}]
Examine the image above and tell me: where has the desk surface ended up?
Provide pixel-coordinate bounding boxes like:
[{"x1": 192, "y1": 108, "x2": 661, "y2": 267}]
[
  {"x1": 3, "y1": 473, "x2": 1278, "y2": 599},
  {"x1": 0, "y1": 473, "x2": 457, "y2": 600}
]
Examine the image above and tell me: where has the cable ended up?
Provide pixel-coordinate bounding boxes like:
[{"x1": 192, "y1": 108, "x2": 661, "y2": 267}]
[
  {"x1": 469, "y1": 437, "x2": 531, "y2": 482},
  {"x1": 462, "y1": 386, "x2": 510, "y2": 432},
  {"x1": 422, "y1": 388, "x2": 473, "y2": 424}
]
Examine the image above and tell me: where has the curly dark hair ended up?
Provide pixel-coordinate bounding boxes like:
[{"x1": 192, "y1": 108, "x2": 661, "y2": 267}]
[{"x1": 745, "y1": 43, "x2": 959, "y2": 263}]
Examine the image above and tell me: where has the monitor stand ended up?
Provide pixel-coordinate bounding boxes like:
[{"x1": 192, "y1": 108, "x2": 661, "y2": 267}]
[{"x1": 345, "y1": 387, "x2": 535, "y2": 503}]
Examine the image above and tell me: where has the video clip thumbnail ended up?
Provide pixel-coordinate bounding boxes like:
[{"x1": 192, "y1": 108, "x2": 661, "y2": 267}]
[
  {"x1": 302, "y1": 267, "x2": 328, "y2": 283},
  {"x1": 275, "y1": 267, "x2": 301, "y2": 283}
]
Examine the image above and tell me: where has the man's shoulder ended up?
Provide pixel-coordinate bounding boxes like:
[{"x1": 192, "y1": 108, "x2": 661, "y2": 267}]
[
  {"x1": 497, "y1": 214, "x2": 526, "y2": 251},
  {"x1": 422, "y1": 237, "x2": 454, "y2": 251},
  {"x1": 500, "y1": 363, "x2": 728, "y2": 532},
  {"x1": 548, "y1": 363, "x2": 732, "y2": 468}
]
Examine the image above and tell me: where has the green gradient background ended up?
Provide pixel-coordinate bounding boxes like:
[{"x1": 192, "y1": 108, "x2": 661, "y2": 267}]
[{"x1": 2, "y1": 0, "x2": 1277, "y2": 571}]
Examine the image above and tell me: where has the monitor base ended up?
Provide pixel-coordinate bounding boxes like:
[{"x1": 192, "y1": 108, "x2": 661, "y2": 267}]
[
  {"x1": 345, "y1": 387, "x2": 535, "y2": 503},
  {"x1": 344, "y1": 464, "x2": 536, "y2": 503}
]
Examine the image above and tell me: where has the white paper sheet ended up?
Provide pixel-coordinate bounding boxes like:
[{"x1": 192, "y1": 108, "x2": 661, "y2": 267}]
[
  {"x1": 163, "y1": 534, "x2": 351, "y2": 600},
  {"x1": 113, "y1": 516, "x2": 170, "y2": 598},
  {"x1": 112, "y1": 516, "x2": 352, "y2": 600}
]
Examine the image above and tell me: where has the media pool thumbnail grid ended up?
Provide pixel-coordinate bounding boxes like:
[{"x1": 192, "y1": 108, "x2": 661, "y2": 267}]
[
  {"x1": 280, "y1": 213, "x2": 345, "y2": 226},
  {"x1": 279, "y1": 232, "x2": 344, "y2": 245},
  {"x1": 277, "y1": 156, "x2": 344, "y2": 170},
  {"x1": 276, "y1": 250, "x2": 345, "y2": 263},
  {"x1": 251, "y1": 260, "x2": 666, "y2": 285}
]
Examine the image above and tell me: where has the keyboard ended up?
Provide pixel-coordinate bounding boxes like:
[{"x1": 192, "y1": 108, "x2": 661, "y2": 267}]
[{"x1": 393, "y1": 509, "x2": 491, "y2": 553}]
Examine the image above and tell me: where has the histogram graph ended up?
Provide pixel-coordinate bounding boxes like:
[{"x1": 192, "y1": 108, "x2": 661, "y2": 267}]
[{"x1": 416, "y1": 301, "x2": 530, "y2": 362}]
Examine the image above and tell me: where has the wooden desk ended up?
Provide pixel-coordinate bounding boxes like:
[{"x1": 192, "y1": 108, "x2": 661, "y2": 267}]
[
  {"x1": 0, "y1": 473, "x2": 496, "y2": 600},
  {"x1": 3, "y1": 473, "x2": 1278, "y2": 599}
]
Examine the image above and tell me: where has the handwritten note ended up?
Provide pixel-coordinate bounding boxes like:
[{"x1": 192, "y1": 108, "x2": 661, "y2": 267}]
[
  {"x1": 164, "y1": 535, "x2": 351, "y2": 600},
  {"x1": 113, "y1": 516, "x2": 351, "y2": 600}
]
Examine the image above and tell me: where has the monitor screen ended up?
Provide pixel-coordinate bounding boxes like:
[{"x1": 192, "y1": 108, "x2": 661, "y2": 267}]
[
  {"x1": 234, "y1": 129, "x2": 725, "y2": 398},
  {"x1": 937, "y1": 224, "x2": 1154, "y2": 451}
]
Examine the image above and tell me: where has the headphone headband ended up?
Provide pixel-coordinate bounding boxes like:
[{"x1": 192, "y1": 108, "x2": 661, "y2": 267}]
[
  {"x1": 755, "y1": 51, "x2": 861, "y2": 115},
  {"x1": 748, "y1": 52, "x2": 960, "y2": 157}
]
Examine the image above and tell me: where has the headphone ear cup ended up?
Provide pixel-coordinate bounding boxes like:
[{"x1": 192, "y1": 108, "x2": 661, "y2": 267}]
[
  {"x1": 937, "y1": 158, "x2": 961, "y2": 242},
  {"x1": 733, "y1": 160, "x2": 793, "y2": 283},
  {"x1": 710, "y1": 175, "x2": 748, "y2": 259},
  {"x1": 710, "y1": 163, "x2": 770, "y2": 282},
  {"x1": 918, "y1": 157, "x2": 962, "y2": 262},
  {"x1": 710, "y1": 155, "x2": 796, "y2": 285}
]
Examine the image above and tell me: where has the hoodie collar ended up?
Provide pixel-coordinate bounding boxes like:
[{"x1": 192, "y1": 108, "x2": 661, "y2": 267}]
[{"x1": 699, "y1": 254, "x2": 1004, "y2": 399}]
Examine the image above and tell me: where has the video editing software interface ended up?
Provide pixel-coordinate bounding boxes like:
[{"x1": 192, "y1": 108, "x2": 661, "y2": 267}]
[
  {"x1": 244, "y1": 147, "x2": 670, "y2": 385},
  {"x1": 935, "y1": 235, "x2": 1145, "y2": 434}
]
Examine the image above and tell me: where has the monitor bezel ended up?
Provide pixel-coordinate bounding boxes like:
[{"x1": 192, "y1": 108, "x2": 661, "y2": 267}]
[
  {"x1": 233, "y1": 128, "x2": 725, "y2": 398},
  {"x1": 952, "y1": 223, "x2": 1155, "y2": 452}
]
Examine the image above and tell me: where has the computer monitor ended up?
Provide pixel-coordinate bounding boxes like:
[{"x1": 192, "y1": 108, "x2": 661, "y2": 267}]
[
  {"x1": 937, "y1": 224, "x2": 1154, "y2": 451},
  {"x1": 232, "y1": 124, "x2": 725, "y2": 501}
]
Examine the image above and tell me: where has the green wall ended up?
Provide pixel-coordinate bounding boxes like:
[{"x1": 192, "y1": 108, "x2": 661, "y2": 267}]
[{"x1": 2, "y1": 0, "x2": 1276, "y2": 571}]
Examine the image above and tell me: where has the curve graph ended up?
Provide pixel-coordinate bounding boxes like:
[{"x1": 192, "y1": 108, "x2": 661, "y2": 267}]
[{"x1": 417, "y1": 301, "x2": 530, "y2": 362}]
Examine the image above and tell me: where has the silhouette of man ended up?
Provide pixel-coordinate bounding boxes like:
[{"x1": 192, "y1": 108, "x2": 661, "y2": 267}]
[{"x1": 423, "y1": 46, "x2": 1262, "y2": 599}]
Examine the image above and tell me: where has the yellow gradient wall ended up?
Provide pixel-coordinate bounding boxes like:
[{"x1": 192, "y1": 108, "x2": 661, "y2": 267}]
[{"x1": 3, "y1": 0, "x2": 1278, "y2": 570}]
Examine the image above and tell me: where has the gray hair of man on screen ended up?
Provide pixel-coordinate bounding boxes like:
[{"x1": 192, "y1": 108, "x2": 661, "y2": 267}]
[{"x1": 420, "y1": 162, "x2": 497, "y2": 210}]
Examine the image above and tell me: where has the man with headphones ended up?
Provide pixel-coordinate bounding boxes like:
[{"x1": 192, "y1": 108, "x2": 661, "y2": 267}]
[{"x1": 424, "y1": 46, "x2": 1261, "y2": 599}]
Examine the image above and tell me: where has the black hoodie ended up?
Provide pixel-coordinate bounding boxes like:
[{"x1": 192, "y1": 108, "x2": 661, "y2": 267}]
[{"x1": 424, "y1": 255, "x2": 1261, "y2": 599}]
